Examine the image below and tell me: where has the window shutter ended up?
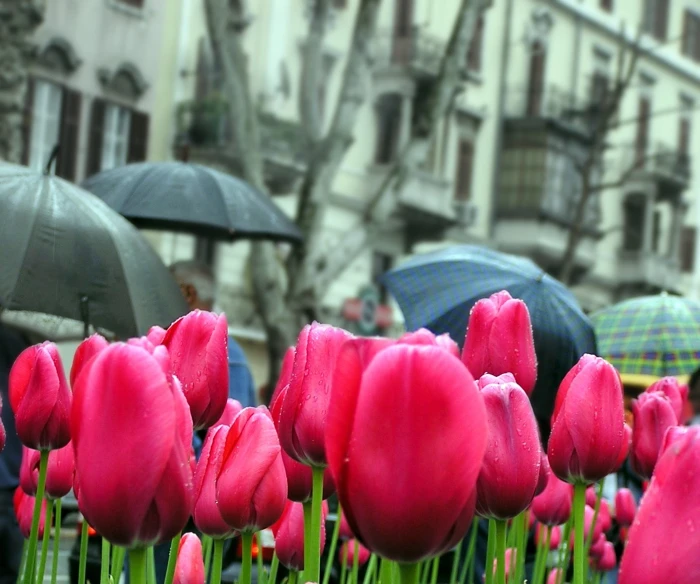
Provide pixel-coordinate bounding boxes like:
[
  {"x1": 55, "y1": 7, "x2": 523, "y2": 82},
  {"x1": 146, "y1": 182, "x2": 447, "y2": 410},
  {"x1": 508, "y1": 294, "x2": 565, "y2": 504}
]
[
  {"x1": 467, "y1": 16, "x2": 484, "y2": 71},
  {"x1": 195, "y1": 37, "x2": 210, "y2": 100},
  {"x1": 127, "y1": 111, "x2": 149, "y2": 163},
  {"x1": 679, "y1": 117, "x2": 691, "y2": 156},
  {"x1": 655, "y1": 0, "x2": 669, "y2": 41},
  {"x1": 86, "y1": 99, "x2": 106, "y2": 177},
  {"x1": 526, "y1": 43, "x2": 546, "y2": 116},
  {"x1": 454, "y1": 140, "x2": 474, "y2": 201},
  {"x1": 56, "y1": 88, "x2": 81, "y2": 182},
  {"x1": 635, "y1": 97, "x2": 650, "y2": 166},
  {"x1": 392, "y1": 0, "x2": 413, "y2": 64},
  {"x1": 683, "y1": 11, "x2": 691, "y2": 57},
  {"x1": 681, "y1": 227, "x2": 697, "y2": 272},
  {"x1": 21, "y1": 77, "x2": 34, "y2": 165},
  {"x1": 600, "y1": 0, "x2": 612, "y2": 11}
]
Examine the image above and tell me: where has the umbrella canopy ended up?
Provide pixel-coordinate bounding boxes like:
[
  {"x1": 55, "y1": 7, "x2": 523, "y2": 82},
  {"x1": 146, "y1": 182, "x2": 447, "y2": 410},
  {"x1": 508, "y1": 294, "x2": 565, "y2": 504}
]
[
  {"x1": 82, "y1": 161, "x2": 303, "y2": 243},
  {"x1": 0, "y1": 162, "x2": 188, "y2": 339},
  {"x1": 592, "y1": 293, "x2": 700, "y2": 378},
  {"x1": 382, "y1": 245, "x2": 597, "y2": 428}
]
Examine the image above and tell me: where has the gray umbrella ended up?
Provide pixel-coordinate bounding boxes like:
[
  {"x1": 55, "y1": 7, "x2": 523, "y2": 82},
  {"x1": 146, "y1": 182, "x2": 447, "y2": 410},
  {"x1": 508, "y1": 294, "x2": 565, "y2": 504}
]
[
  {"x1": 0, "y1": 162, "x2": 188, "y2": 339},
  {"x1": 81, "y1": 161, "x2": 303, "y2": 242}
]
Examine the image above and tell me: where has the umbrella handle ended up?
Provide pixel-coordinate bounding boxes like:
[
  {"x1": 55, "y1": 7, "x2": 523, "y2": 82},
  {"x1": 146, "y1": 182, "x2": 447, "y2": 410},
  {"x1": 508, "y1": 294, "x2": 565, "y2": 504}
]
[{"x1": 44, "y1": 145, "x2": 60, "y2": 175}]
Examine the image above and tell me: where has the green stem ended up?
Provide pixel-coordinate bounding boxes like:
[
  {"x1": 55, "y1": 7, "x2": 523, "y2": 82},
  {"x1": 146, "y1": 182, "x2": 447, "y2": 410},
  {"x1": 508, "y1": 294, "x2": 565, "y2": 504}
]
[
  {"x1": 593, "y1": 570, "x2": 602, "y2": 584},
  {"x1": 516, "y1": 512, "x2": 528, "y2": 584},
  {"x1": 269, "y1": 552, "x2": 280, "y2": 584},
  {"x1": 50, "y1": 499, "x2": 62, "y2": 584},
  {"x1": 573, "y1": 483, "x2": 587, "y2": 584},
  {"x1": 163, "y1": 532, "x2": 182, "y2": 584},
  {"x1": 378, "y1": 558, "x2": 391, "y2": 584},
  {"x1": 36, "y1": 498, "x2": 54, "y2": 584},
  {"x1": 289, "y1": 570, "x2": 299, "y2": 584},
  {"x1": 495, "y1": 521, "x2": 507, "y2": 584},
  {"x1": 340, "y1": 552, "x2": 348, "y2": 584},
  {"x1": 485, "y1": 520, "x2": 496, "y2": 584},
  {"x1": 78, "y1": 519, "x2": 89, "y2": 584},
  {"x1": 458, "y1": 517, "x2": 479, "y2": 584},
  {"x1": 17, "y1": 539, "x2": 28, "y2": 584},
  {"x1": 398, "y1": 563, "x2": 420, "y2": 584},
  {"x1": 419, "y1": 561, "x2": 428, "y2": 584},
  {"x1": 532, "y1": 526, "x2": 545, "y2": 584},
  {"x1": 363, "y1": 555, "x2": 378, "y2": 584},
  {"x1": 146, "y1": 547, "x2": 156, "y2": 584},
  {"x1": 351, "y1": 539, "x2": 361, "y2": 584},
  {"x1": 557, "y1": 518, "x2": 571, "y2": 578},
  {"x1": 429, "y1": 557, "x2": 439, "y2": 584},
  {"x1": 239, "y1": 532, "x2": 253, "y2": 584},
  {"x1": 303, "y1": 500, "x2": 312, "y2": 583},
  {"x1": 210, "y1": 539, "x2": 225, "y2": 584},
  {"x1": 111, "y1": 547, "x2": 126, "y2": 583},
  {"x1": 307, "y1": 468, "x2": 325, "y2": 584},
  {"x1": 24, "y1": 450, "x2": 48, "y2": 584},
  {"x1": 257, "y1": 534, "x2": 266, "y2": 584},
  {"x1": 322, "y1": 508, "x2": 343, "y2": 584},
  {"x1": 129, "y1": 548, "x2": 147, "y2": 584},
  {"x1": 202, "y1": 536, "x2": 213, "y2": 580},
  {"x1": 585, "y1": 482, "x2": 604, "y2": 553},
  {"x1": 449, "y1": 541, "x2": 462, "y2": 584},
  {"x1": 100, "y1": 537, "x2": 111, "y2": 584}
]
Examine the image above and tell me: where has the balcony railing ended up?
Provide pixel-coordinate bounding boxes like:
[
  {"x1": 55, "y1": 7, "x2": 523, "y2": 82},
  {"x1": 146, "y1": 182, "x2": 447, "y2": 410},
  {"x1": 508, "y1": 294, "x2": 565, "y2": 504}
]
[
  {"x1": 619, "y1": 142, "x2": 691, "y2": 189},
  {"x1": 396, "y1": 169, "x2": 457, "y2": 225},
  {"x1": 618, "y1": 251, "x2": 681, "y2": 291},
  {"x1": 373, "y1": 27, "x2": 444, "y2": 76}
]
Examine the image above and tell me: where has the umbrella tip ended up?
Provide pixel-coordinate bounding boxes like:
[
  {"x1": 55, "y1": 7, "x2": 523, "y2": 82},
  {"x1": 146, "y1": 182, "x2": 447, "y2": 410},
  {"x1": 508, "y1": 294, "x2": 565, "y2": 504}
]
[{"x1": 536, "y1": 271, "x2": 545, "y2": 282}]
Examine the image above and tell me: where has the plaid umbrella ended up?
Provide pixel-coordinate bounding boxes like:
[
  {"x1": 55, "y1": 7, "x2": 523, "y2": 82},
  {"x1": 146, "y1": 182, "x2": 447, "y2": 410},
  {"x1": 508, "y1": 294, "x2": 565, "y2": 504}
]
[
  {"x1": 382, "y1": 245, "x2": 597, "y2": 428},
  {"x1": 591, "y1": 293, "x2": 700, "y2": 377}
]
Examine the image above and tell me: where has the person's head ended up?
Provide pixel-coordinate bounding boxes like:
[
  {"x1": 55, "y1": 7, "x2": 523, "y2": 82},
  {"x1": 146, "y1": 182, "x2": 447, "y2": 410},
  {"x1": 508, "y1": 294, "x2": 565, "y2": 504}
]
[{"x1": 169, "y1": 260, "x2": 216, "y2": 312}]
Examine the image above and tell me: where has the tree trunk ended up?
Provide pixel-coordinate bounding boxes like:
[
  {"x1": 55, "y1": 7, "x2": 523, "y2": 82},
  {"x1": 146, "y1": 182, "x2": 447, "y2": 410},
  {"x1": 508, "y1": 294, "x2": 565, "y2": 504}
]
[
  {"x1": 559, "y1": 165, "x2": 592, "y2": 285},
  {"x1": 0, "y1": 0, "x2": 44, "y2": 163}
]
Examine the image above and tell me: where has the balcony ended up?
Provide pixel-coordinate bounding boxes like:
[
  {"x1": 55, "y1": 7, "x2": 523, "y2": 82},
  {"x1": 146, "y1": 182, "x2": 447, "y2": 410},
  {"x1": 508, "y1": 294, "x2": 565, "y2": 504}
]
[
  {"x1": 617, "y1": 251, "x2": 681, "y2": 293},
  {"x1": 175, "y1": 97, "x2": 307, "y2": 194},
  {"x1": 396, "y1": 169, "x2": 459, "y2": 226},
  {"x1": 622, "y1": 143, "x2": 692, "y2": 197},
  {"x1": 373, "y1": 27, "x2": 445, "y2": 78}
]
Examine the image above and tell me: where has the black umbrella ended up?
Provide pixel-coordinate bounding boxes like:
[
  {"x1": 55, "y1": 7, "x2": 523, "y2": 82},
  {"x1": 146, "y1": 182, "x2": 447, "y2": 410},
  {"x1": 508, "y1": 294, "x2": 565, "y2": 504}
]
[
  {"x1": 0, "y1": 162, "x2": 188, "y2": 339},
  {"x1": 81, "y1": 162, "x2": 303, "y2": 243}
]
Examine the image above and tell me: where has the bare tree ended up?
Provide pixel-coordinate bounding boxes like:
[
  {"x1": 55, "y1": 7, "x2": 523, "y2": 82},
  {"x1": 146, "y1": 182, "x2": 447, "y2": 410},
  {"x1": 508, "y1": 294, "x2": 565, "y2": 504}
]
[
  {"x1": 0, "y1": 0, "x2": 45, "y2": 163},
  {"x1": 204, "y1": 0, "x2": 487, "y2": 385}
]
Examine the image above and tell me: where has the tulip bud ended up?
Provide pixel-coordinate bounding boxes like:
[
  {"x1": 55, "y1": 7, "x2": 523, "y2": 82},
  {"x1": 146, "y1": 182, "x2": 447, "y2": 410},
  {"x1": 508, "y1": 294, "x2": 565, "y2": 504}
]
[
  {"x1": 269, "y1": 347, "x2": 296, "y2": 406},
  {"x1": 590, "y1": 534, "x2": 607, "y2": 560},
  {"x1": 216, "y1": 407, "x2": 287, "y2": 532},
  {"x1": 15, "y1": 487, "x2": 47, "y2": 539},
  {"x1": 619, "y1": 427, "x2": 700, "y2": 583},
  {"x1": 462, "y1": 290, "x2": 537, "y2": 395},
  {"x1": 585, "y1": 486, "x2": 597, "y2": 508},
  {"x1": 598, "y1": 499, "x2": 613, "y2": 533},
  {"x1": 146, "y1": 325, "x2": 167, "y2": 346},
  {"x1": 162, "y1": 309, "x2": 230, "y2": 430},
  {"x1": 531, "y1": 461, "x2": 573, "y2": 526},
  {"x1": 475, "y1": 374, "x2": 541, "y2": 519},
  {"x1": 272, "y1": 500, "x2": 328, "y2": 571},
  {"x1": 210, "y1": 398, "x2": 243, "y2": 430},
  {"x1": 339, "y1": 539, "x2": 371, "y2": 568},
  {"x1": 535, "y1": 523, "x2": 561, "y2": 550},
  {"x1": 70, "y1": 334, "x2": 109, "y2": 388},
  {"x1": 193, "y1": 425, "x2": 236, "y2": 539},
  {"x1": 548, "y1": 355, "x2": 626, "y2": 483},
  {"x1": 399, "y1": 329, "x2": 459, "y2": 357},
  {"x1": 326, "y1": 343, "x2": 487, "y2": 563},
  {"x1": 645, "y1": 377, "x2": 688, "y2": 424},
  {"x1": 72, "y1": 343, "x2": 194, "y2": 548},
  {"x1": 631, "y1": 391, "x2": 678, "y2": 479},
  {"x1": 593, "y1": 541, "x2": 616, "y2": 572},
  {"x1": 338, "y1": 513, "x2": 354, "y2": 540},
  {"x1": 614, "y1": 488, "x2": 636, "y2": 527},
  {"x1": 278, "y1": 322, "x2": 353, "y2": 467},
  {"x1": 535, "y1": 451, "x2": 550, "y2": 497},
  {"x1": 174, "y1": 533, "x2": 205, "y2": 584},
  {"x1": 21, "y1": 443, "x2": 75, "y2": 500}
]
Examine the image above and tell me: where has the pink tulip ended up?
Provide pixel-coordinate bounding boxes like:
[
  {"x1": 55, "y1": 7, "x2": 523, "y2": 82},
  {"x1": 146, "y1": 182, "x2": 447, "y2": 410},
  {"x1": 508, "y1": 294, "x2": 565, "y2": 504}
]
[
  {"x1": 20, "y1": 443, "x2": 75, "y2": 499},
  {"x1": 174, "y1": 532, "x2": 205, "y2": 584},
  {"x1": 535, "y1": 523, "x2": 561, "y2": 550},
  {"x1": 9, "y1": 342, "x2": 72, "y2": 450},
  {"x1": 162, "y1": 309, "x2": 229, "y2": 430},
  {"x1": 585, "y1": 486, "x2": 597, "y2": 508},
  {"x1": 598, "y1": 499, "x2": 613, "y2": 532},
  {"x1": 216, "y1": 407, "x2": 287, "y2": 532},
  {"x1": 338, "y1": 539, "x2": 371, "y2": 567},
  {"x1": 548, "y1": 355, "x2": 626, "y2": 483},
  {"x1": 645, "y1": 377, "x2": 688, "y2": 424},
  {"x1": 399, "y1": 329, "x2": 460, "y2": 357},
  {"x1": 210, "y1": 398, "x2": 243, "y2": 429},
  {"x1": 72, "y1": 343, "x2": 194, "y2": 548},
  {"x1": 272, "y1": 500, "x2": 328, "y2": 571},
  {"x1": 590, "y1": 534, "x2": 607, "y2": 560},
  {"x1": 619, "y1": 427, "x2": 700, "y2": 583},
  {"x1": 547, "y1": 568, "x2": 564, "y2": 584},
  {"x1": 338, "y1": 513, "x2": 354, "y2": 540},
  {"x1": 631, "y1": 391, "x2": 678, "y2": 479},
  {"x1": 614, "y1": 488, "x2": 636, "y2": 527},
  {"x1": 535, "y1": 451, "x2": 550, "y2": 497},
  {"x1": 326, "y1": 342, "x2": 487, "y2": 562},
  {"x1": 593, "y1": 541, "x2": 616, "y2": 572},
  {"x1": 491, "y1": 549, "x2": 517, "y2": 580},
  {"x1": 15, "y1": 487, "x2": 47, "y2": 539},
  {"x1": 278, "y1": 322, "x2": 353, "y2": 467},
  {"x1": 462, "y1": 290, "x2": 537, "y2": 395},
  {"x1": 270, "y1": 387, "x2": 334, "y2": 502},
  {"x1": 269, "y1": 347, "x2": 296, "y2": 406},
  {"x1": 192, "y1": 425, "x2": 236, "y2": 539},
  {"x1": 0, "y1": 395, "x2": 5, "y2": 453},
  {"x1": 475, "y1": 374, "x2": 541, "y2": 519},
  {"x1": 146, "y1": 325, "x2": 167, "y2": 346},
  {"x1": 531, "y1": 457, "x2": 573, "y2": 526},
  {"x1": 70, "y1": 334, "x2": 109, "y2": 388}
]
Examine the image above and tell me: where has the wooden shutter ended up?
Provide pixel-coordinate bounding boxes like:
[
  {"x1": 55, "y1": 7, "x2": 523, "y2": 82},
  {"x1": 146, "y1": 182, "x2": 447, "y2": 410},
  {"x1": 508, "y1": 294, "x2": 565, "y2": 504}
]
[
  {"x1": 127, "y1": 111, "x2": 149, "y2": 163},
  {"x1": 392, "y1": 0, "x2": 413, "y2": 64},
  {"x1": 652, "y1": 210, "x2": 661, "y2": 252},
  {"x1": 526, "y1": 43, "x2": 546, "y2": 116},
  {"x1": 467, "y1": 16, "x2": 484, "y2": 71},
  {"x1": 679, "y1": 117, "x2": 691, "y2": 156},
  {"x1": 454, "y1": 140, "x2": 474, "y2": 201},
  {"x1": 681, "y1": 227, "x2": 697, "y2": 272},
  {"x1": 195, "y1": 37, "x2": 209, "y2": 100},
  {"x1": 635, "y1": 97, "x2": 650, "y2": 167},
  {"x1": 655, "y1": 0, "x2": 669, "y2": 41},
  {"x1": 56, "y1": 88, "x2": 81, "y2": 181},
  {"x1": 21, "y1": 77, "x2": 34, "y2": 165},
  {"x1": 86, "y1": 99, "x2": 106, "y2": 177},
  {"x1": 600, "y1": 0, "x2": 612, "y2": 11},
  {"x1": 375, "y1": 95, "x2": 401, "y2": 164}
]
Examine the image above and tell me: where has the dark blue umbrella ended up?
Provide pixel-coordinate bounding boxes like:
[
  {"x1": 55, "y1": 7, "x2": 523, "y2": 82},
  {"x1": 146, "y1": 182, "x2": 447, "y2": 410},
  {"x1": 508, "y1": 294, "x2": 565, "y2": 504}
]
[{"x1": 382, "y1": 245, "x2": 597, "y2": 434}]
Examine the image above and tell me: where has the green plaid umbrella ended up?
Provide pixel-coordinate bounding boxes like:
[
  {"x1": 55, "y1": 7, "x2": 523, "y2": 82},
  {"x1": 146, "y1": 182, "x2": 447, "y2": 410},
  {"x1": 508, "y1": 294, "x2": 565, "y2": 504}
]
[{"x1": 591, "y1": 293, "x2": 700, "y2": 377}]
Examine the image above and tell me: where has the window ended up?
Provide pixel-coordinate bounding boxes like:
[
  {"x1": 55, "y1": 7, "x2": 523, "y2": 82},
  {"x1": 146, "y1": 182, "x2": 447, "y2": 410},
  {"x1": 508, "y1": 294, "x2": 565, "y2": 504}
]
[
  {"x1": 195, "y1": 238, "x2": 217, "y2": 267},
  {"x1": 683, "y1": 10, "x2": 700, "y2": 62},
  {"x1": 526, "y1": 42, "x2": 546, "y2": 116},
  {"x1": 101, "y1": 104, "x2": 131, "y2": 171},
  {"x1": 681, "y1": 227, "x2": 696, "y2": 272},
  {"x1": 391, "y1": 0, "x2": 413, "y2": 64},
  {"x1": 679, "y1": 116, "x2": 691, "y2": 156},
  {"x1": 652, "y1": 209, "x2": 661, "y2": 253},
  {"x1": 374, "y1": 94, "x2": 402, "y2": 164},
  {"x1": 635, "y1": 96, "x2": 651, "y2": 167},
  {"x1": 371, "y1": 252, "x2": 393, "y2": 304},
  {"x1": 600, "y1": 0, "x2": 613, "y2": 11},
  {"x1": 623, "y1": 196, "x2": 646, "y2": 251},
  {"x1": 28, "y1": 79, "x2": 63, "y2": 173},
  {"x1": 467, "y1": 16, "x2": 484, "y2": 72},
  {"x1": 117, "y1": 0, "x2": 144, "y2": 7},
  {"x1": 643, "y1": 0, "x2": 669, "y2": 41},
  {"x1": 454, "y1": 140, "x2": 474, "y2": 201}
]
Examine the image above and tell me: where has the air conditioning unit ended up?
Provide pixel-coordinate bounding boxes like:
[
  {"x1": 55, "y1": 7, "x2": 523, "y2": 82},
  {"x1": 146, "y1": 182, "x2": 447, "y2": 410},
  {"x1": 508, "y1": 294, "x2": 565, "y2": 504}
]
[{"x1": 453, "y1": 200, "x2": 478, "y2": 227}]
